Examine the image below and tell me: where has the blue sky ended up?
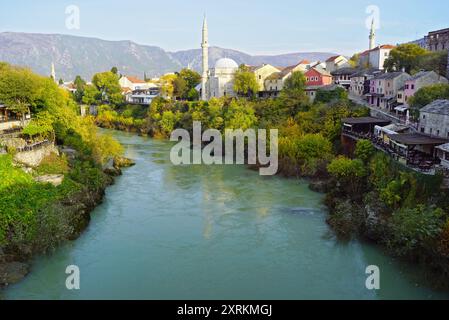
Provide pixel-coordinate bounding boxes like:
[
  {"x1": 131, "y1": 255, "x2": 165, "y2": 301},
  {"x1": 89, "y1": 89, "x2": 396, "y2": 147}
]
[{"x1": 1, "y1": 0, "x2": 448, "y2": 55}]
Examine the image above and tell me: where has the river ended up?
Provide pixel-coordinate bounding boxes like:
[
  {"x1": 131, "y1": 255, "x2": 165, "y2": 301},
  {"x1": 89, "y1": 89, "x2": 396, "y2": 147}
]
[{"x1": 3, "y1": 131, "x2": 449, "y2": 300}]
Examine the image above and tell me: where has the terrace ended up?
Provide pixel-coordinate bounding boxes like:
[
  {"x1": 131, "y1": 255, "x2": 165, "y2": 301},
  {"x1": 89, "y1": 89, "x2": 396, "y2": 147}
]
[{"x1": 342, "y1": 117, "x2": 448, "y2": 175}]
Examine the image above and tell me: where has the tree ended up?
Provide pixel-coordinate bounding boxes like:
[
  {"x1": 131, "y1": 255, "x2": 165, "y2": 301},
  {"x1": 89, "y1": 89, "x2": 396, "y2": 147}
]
[
  {"x1": 159, "y1": 74, "x2": 177, "y2": 99},
  {"x1": 92, "y1": 71, "x2": 123, "y2": 105},
  {"x1": 73, "y1": 75, "x2": 87, "y2": 103},
  {"x1": 384, "y1": 43, "x2": 428, "y2": 73},
  {"x1": 82, "y1": 85, "x2": 101, "y2": 105},
  {"x1": 327, "y1": 156, "x2": 367, "y2": 195},
  {"x1": 179, "y1": 69, "x2": 201, "y2": 91},
  {"x1": 355, "y1": 139, "x2": 375, "y2": 163},
  {"x1": 111, "y1": 67, "x2": 118, "y2": 75},
  {"x1": 233, "y1": 64, "x2": 259, "y2": 98},
  {"x1": 0, "y1": 64, "x2": 40, "y2": 118},
  {"x1": 173, "y1": 76, "x2": 188, "y2": 100},
  {"x1": 315, "y1": 87, "x2": 348, "y2": 104},
  {"x1": 409, "y1": 83, "x2": 449, "y2": 109},
  {"x1": 349, "y1": 53, "x2": 360, "y2": 68},
  {"x1": 280, "y1": 71, "x2": 309, "y2": 115}
]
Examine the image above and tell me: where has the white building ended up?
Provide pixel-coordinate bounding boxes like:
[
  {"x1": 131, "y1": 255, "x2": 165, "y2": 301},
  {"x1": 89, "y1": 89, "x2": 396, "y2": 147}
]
[
  {"x1": 206, "y1": 58, "x2": 239, "y2": 99},
  {"x1": 200, "y1": 17, "x2": 239, "y2": 100},
  {"x1": 119, "y1": 75, "x2": 159, "y2": 105}
]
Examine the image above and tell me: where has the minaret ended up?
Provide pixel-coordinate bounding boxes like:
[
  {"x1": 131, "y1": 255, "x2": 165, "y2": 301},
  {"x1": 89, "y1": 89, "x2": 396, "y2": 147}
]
[
  {"x1": 201, "y1": 16, "x2": 209, "y2": 101},
  {"x1": 51, "y1": 62, "x2": 56, "y2": 83},
  {"x1": 369, "y1": 18, "x2": 376, "y2": 50}
]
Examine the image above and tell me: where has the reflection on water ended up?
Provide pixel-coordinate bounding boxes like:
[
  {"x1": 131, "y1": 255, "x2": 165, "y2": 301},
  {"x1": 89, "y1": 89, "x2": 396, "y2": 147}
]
[{"x1": 4, "y1": 131, "x2": 449, "y2": 300}]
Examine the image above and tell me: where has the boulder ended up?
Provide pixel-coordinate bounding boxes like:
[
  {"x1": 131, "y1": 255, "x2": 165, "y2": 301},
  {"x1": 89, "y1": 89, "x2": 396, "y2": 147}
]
[
  {"x1": 0, "y1": 262, "x2": 29, "y2": 287},
  {"x1": 113, "y1": 156, "x2": 136, "y2": 169},
  {"x1": 34, "y1": 174, "x2": 65, "y2": 187}
]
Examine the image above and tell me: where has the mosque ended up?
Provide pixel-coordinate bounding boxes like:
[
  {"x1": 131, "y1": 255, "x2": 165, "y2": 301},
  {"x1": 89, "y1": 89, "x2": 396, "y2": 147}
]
[{"x1": 200, "y1": 17, "x2": 239, "y2": 101}]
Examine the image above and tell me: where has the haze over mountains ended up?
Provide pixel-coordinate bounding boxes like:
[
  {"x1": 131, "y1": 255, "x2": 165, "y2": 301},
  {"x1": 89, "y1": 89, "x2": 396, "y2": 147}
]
[{"x1": 0, "y1": 32, "x2": 337, "y2": 81}]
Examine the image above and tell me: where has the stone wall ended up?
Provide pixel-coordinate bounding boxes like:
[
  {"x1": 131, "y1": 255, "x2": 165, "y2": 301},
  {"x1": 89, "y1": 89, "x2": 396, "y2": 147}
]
[{"x1": 14, "y1": 143, "x2": 59, "y2": 167}]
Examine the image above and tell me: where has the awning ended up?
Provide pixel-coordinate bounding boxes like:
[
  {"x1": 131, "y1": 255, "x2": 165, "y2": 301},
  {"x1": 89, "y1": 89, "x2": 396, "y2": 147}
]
[{"x1": 394, "y1": 105, "x2": 408, "y2": 112}]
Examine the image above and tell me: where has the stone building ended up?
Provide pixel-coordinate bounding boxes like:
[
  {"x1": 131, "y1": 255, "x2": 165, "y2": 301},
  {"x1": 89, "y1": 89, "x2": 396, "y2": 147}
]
[
  {"x1": 419, "y1": 99, "x2": 449, "y2": 138},
  {"x1": 425, "y1": 28, "x2": 449, "y2": 52}
]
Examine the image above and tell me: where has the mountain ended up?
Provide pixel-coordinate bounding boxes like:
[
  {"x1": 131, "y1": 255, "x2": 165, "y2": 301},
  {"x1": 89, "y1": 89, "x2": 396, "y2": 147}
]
[{"x1": 0, "y1": 32, "x2": 337, "y2": 81}]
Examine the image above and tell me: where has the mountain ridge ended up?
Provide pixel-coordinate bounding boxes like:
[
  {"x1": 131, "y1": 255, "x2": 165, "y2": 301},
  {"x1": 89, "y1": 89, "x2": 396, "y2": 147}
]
[{"x1": 0, "y1": 32, "x2": 338, "y2": 81}]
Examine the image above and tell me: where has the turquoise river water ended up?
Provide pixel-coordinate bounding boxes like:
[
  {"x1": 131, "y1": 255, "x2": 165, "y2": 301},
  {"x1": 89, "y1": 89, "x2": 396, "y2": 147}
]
[{"x1": 3, "y1": 131, "x2": 449, "y2": 299}]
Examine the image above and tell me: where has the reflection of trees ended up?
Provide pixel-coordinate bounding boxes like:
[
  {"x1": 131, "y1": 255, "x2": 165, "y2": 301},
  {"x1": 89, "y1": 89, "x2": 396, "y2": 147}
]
[{"x1": 162, "y1": 152, "x2": 280, "y2": 239}]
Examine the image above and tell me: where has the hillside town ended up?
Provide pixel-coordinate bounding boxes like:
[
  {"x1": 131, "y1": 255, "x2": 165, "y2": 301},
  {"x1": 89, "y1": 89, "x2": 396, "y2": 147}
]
[{"x1": 2, "y1": 18, "x2": 449, "y2": 178}]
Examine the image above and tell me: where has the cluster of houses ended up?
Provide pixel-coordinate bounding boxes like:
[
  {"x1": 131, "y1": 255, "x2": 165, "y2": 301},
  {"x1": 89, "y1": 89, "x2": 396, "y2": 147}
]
[{"x1": 342, "y1": 99, "x2": 449, "y2": 176}]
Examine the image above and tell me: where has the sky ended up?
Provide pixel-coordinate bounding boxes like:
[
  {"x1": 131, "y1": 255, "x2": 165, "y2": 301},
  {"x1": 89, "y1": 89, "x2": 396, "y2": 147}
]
[{"x1": 0, "y1": 0, "x2": 448, "y2": 56}]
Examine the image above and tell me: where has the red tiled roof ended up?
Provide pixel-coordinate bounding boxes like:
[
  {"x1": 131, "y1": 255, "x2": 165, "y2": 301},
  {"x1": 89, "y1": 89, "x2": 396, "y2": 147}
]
[
  {"x1": 297, "y1": 59, "x2": 311, "y2": 65},
  {"x1": 124, "y1": 76, "x2": 146, "y2": 84}
]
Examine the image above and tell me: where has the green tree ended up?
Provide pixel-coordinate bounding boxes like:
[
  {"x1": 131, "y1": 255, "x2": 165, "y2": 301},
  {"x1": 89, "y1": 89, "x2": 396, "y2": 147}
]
[
  {"x1": 280, "y1": 71, "x2": 309, "y2": 115},
  {"x1": 82, "y1": 85, "x2": 101, "y2": 105},
  {"x1": 409, "y1": 83, "x2": 449, "y2": 109},
  {"x1": 173, "y1": 76, "x2": 188, "y2": 100},
  {"x1": 328, "y1": 156, "x2": 367, "y2": 195},
  {"x1": 315, "y1": 87, "x2": 348, "y2": 104},
  {"x1": 111, "y1": 66, "x2": 118, "y2": 74},
  {"x1": 355, "y1": 139, "x2": 375, "y2": 163},
  {"x1": 92, "y1": 71, "x2": 123, "y2": 105},
  {"x1": 233, "y1": 64, "x2": 259, "y2": 98},
  {"x1": 73, "y1": 75, "x2": 86, "y2": 103},
  {"x1": 384, "y1": 43, "x2": 428, "y2": 73},
  {"x1": 179, "y1": 69, "x2": 201, "y2": 91}
]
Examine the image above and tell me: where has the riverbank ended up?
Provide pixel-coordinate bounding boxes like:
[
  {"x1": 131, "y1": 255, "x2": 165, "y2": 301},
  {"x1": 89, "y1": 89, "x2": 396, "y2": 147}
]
[{"x1": 0, "y1": 155, "x2": 135, "y2": 288}]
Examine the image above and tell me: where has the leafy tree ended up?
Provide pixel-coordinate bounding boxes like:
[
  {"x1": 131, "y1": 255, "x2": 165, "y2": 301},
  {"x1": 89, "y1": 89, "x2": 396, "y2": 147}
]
[
  {"x1": 409, "y1": 83, "x2": 449, "y2": 109},
  {"x1": 419, "y1": 50, "x2": 448, "y2": 77},
  {"x1": 82, "y1": 85, "x2": 101, "y2": 105},
  {"x1": 179, "y1": 69, "x2": 201, "y2": 91},
  {"x1": 384, "y1": 43, "x2": 428, "y2": 73},
  {"x1": 72, "y1": 75, "x2": 86, "y2": 103},
  {"x1": 355, "y1": 139, "x2": 375, "y2": 163},
  {"x1": 388, "y1": 205, "x2": 445, "y2": 256},
  {"x1": 315, "y1": 87, "x2": 348, "y2": 104},
  {"x1": 280, "y1": 71, "x2": 309, "y2": 115},
  {"x1": 348, "y1": 53, "x2": 360, "y2": 68},
  {"x1": 92, "y1": 71, "x2": 123, "y2": 105},
  {"x1": 328, "y1": 156, "x2": 367, "y2": 195},
  {"x1": 159, "y1": 74, "x2": 177, "y2": 99},
  {"x1": 173, "y1": 76, "x2": 188, "y2": 99},
  {"x1": 233, "y1": 64, "x2": 259, "y2": 98},
  {"x1": 111, "y1": 66, "x2": 118, "y2": 75}
]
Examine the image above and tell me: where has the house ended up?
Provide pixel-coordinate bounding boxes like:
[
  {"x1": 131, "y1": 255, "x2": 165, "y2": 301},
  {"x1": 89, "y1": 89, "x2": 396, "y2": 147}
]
[
  {"x1": 263, "y1": 60, "x2": 313, "y2": 97},
  {"x1": 119, "y1": 76, "x2": 150, "y2": 91},
  {"x1": 325, "y1": 55, "x2": 349, "y2": 73},
  {"x1": 366, "y1": 72, "x2": 411, "y2": 110},
  {"x1": 418, "y1": 100, "x2": 449, "y2": 138},
  {"x1": 331, "y1": 67, "x2": 358, "y2": 90},
  {"x1": 349, "y1": 68, "x2": 381, "y2": 97},
  {"x1": 305, "y1": 66, "x2": 332, "y2": 87},
  {"x1": 249, "y1": 64, "x2": 282, "y2": 96},
  {"x1": 59, "y1": 82, "x2": 77, "y2": 93},
  {"x1": 435, "y1": 143, "x2": 449, "y2": 169},
  {"x1": 124, "y1": 85, "x2": 160, "y2": 105},
  {"x1": 359, "y1": 45, "x2": 395, "y2": 70},
  {"x1": 402, "y1": 71, "x2": 448, "y2": 106}
]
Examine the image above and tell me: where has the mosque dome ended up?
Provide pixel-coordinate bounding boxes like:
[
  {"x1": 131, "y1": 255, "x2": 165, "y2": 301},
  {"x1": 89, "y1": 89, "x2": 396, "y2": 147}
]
[{"x1": 215, "y1": 58, "x2": 239, "y2": 69}]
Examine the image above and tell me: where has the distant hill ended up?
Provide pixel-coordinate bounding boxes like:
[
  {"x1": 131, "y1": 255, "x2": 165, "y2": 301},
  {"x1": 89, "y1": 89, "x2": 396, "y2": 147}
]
[{"x1": 0, "y1": 32, "x2": 337, "y2": 81}]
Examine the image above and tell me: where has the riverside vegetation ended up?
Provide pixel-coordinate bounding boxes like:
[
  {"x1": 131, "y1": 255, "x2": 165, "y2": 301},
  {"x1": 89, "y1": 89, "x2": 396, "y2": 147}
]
[
  {"x1": 85, "y1": 66, "x2": 449, "y2": 287},
  {"x1": 0, "y1": 62, "x2": 126, "y2": 286}
]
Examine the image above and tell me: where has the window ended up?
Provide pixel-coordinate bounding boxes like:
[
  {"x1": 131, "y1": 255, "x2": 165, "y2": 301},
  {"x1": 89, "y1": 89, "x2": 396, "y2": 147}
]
[
  {"x1": 430, "y1": 128, "x2": 433, "y2": 134},
  {"x1": 421, "y1": 127, "x2": 425, "y2": 133},
  {"x1": 259, "y1": 75, "x2": 262, "y2": 80},
  {"x1": 411, "y1": 84, "x2": 415, "y2": 90},
  {"x1": 423, "y1": 115, "x2": 426, "y2": 119},
  {"x1": 437, "y1": 130, "x2": 440, "y2": 136}
]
